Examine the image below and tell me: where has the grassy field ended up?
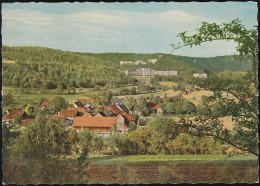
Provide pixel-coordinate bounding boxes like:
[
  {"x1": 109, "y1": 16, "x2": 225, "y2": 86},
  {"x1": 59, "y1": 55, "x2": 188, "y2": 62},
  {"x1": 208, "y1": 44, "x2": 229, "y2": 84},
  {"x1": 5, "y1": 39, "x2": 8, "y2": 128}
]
[
  {"x1": 87, "y1": 154, "x2": 258, "y2": 166},
  {"x1": 134, "y1": 77, "x2": 151, "y2": 85}
]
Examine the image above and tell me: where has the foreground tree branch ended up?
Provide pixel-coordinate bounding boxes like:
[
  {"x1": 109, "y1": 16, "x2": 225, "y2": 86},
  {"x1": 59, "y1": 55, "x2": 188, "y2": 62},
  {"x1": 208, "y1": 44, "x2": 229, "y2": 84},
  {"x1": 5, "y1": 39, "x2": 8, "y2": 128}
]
[{"x1": 172, "y1": 19, "x2": 258, "y2": 156}]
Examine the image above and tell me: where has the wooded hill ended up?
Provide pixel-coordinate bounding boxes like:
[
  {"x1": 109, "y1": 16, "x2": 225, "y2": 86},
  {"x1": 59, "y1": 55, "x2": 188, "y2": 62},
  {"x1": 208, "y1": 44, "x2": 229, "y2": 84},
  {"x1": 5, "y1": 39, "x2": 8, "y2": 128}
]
[
  {"x1": 2, "y1": 45, "x2": 252, "y2": 89},
  {"x1": 76, "y1": 52, "x2": 252, "y2": 74},
  {"x1": 2, "y1": 46, "x2": 137, "y2": 89}
]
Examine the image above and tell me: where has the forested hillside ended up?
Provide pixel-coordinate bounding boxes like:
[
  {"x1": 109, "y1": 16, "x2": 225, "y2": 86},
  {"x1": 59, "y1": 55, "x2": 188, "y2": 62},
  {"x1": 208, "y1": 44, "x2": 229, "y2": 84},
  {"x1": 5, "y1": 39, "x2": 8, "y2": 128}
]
[
  {"x1": 76, "y1": 53, "x2": 204, "y2": 76},
  {"x1": 2, "y1": 46, "x2": 252, "y2": 90},
  {"x1": 171, "y1": 55, "x2": 252, "y2": 73},
  {"x1": 76, "y1": 52, "x2": 252, "y2": 74},
  {"x1": 2, "y1": 46, "x2": 137, "y2": 89}
]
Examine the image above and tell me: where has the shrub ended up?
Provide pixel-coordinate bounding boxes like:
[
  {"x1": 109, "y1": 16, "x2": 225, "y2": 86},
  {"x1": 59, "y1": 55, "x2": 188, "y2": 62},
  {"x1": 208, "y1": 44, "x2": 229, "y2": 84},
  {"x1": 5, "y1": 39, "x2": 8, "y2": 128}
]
[
  {"x1": 117, "y1": 165, "x2": 138, "y2": 184},
  {"x1": 215, "y1": 162, "x2": 258, "y2": 183},
  {"x1": 158, "y1": 166, "x2": 184, "y2": 184}
]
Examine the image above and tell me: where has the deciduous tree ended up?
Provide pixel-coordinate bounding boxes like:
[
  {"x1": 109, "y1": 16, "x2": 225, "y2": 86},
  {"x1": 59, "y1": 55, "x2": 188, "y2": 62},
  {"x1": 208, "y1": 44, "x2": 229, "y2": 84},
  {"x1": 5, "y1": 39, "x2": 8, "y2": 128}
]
[{"x1": 171, "y1": 19, "x2": 258, "y2": 156}]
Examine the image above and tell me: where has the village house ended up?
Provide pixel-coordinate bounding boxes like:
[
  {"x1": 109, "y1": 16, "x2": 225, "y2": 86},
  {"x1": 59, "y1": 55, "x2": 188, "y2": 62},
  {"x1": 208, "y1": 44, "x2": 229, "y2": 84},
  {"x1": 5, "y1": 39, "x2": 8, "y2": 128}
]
[
  {"x1": 117, "y1": 104, "x2": 129, "y2": 113},
  {"x1": 39, "y1": 99, "x2": 49, "y2": 110},
  {"x1": 2, "y1": 109, "x2": 29, "y2": 126},
  {"x1": 77, "y1": 98, "x2": 89, "y2": 106},
  {"x1": 193, "y1": 73, "x2": 207, "y2": 78},
  {"x1": 103, "y1": 105, "x2": 123, "y2": 115},
  {"x1": 70, "y1": 101, "x2": 85, "y2": 108},
  {"x1": 115, "y1": 99, "x2": 130, "y2": 112},
  {"x1": 120, "y1": 113, "x2": 135, "y2": 125},
  {"x1": 72, "y1": 115, "x2": 128, "y2": 137},
  {"x1": 20, "y1": 119, "x2": 34, "y2": 129},
  {"x1": 59, "y1": 109, "x2": 80, "y2": 125},
  {"x1": 146, "y1": 102, "x2": 162, "y2": 113},
  {"x1": 67, "y1": 107, "x2": 88, "y2": 116},
  {"x1": 77, "y1": 98, "x2": 94, "y2": 110}
]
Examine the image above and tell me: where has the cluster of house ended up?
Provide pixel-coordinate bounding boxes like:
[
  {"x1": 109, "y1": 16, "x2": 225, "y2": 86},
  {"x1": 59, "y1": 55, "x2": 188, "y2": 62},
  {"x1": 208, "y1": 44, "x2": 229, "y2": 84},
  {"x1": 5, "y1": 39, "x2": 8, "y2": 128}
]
[
  {"x1": 2, "y1": 98, "x2": 164, "y2": 137},
  {"x1": 120, "y1": 59, "x2": 157, "y2": 65}
]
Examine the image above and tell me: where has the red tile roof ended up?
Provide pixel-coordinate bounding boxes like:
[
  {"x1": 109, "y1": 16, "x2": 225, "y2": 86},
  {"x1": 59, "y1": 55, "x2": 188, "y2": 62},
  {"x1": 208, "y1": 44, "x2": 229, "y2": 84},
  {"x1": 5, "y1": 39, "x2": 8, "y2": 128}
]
[
  {"x1": 72, "y1": 116, "x2": 117, "y2": 128},
  {"x1": 59, "y1": 109, "x2": 78, "y2": 118},
  {"x1": 146, "y1": 102, "x2": 160, "y2": 110},
  {"x1": 2, "y1": 109, "x2": 26, "y2": 120},
  {"x1": 39, "y1": 99, "x2": 49, "y2": 109},
  {"x1": 121, "y1": 113, "x2": 135, "y2": 122},
  {"x1": 67, "y1": 107, "x2": 88, "y2": 113},
  {"x1": 104, "y1": 105, "x2": 123, "y2": 115},
  {"x1": 77, "y1": 98, "x2": 90, "y2": 105},
  {"x1": 21, "y1": 119, "x2": 34, "y2": 127}
]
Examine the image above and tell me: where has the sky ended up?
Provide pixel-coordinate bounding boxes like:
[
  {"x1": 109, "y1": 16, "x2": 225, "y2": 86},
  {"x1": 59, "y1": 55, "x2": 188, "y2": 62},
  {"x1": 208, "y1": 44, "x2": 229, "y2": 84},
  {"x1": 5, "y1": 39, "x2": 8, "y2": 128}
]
[{"x1": 2, "y1": 2, "x2": 258, "y2": 57}]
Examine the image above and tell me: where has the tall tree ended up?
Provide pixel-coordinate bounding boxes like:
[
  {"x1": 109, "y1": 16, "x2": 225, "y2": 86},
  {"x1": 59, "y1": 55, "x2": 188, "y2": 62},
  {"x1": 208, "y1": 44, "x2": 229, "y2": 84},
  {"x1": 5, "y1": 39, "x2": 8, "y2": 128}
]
[
  {"x1": 46, "y1": 96, "x2": 68, "y2": 115},
  {"x1": 2, "y1": 91, "x2": 16, "y2": 108},
  {"x1": 171, "y1": 19, "x2": 258, "y2": 156},
  {"x1": 12, "y1": 113, "x2": 78, "y2": 159}
]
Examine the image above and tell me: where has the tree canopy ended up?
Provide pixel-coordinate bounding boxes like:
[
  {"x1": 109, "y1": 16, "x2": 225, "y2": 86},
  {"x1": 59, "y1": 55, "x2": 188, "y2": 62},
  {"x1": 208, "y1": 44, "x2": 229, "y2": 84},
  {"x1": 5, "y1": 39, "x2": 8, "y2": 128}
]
[
  {"x1": 12, "y1": 113, "x2": 78, "y2": 159},
  {"x1": 171, "y1": 18, "x2": 258, "y2": 156}
]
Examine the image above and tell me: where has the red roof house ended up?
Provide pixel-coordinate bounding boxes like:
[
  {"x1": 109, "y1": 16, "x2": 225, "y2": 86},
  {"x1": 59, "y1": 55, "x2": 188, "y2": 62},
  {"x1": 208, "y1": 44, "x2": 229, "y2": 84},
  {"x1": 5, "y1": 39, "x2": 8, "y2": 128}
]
[
  {"x1": 2, "y1": 109, "x2": 28, "y2": 120},
  {"x1": 67, "y1": 107, "x2": 88, "y2": 116},
  {"x1": 39, "y1": 99, "x2": 49, "y2": 110},
  {"x1": 121, "y1": 113, "x2": 135, "y2": 125},
  {"x1": 59, "y1": 109, "x2": 80, "y2": 120},
  {"x1": 146, "y1": 102, "x2": 162, "y2": 113},
  {"x1": 72, "y1": 116, "x2": 117, "y2": 132},
  {"x1": 103, "y1": 105, "x2": 123, "y2": 115},
  {"x1": 21, "y1": 119, "x2": 34, "y2": 128},
  {"x1": 77, "y1": 98, "x2": 90, "y2": 106}
]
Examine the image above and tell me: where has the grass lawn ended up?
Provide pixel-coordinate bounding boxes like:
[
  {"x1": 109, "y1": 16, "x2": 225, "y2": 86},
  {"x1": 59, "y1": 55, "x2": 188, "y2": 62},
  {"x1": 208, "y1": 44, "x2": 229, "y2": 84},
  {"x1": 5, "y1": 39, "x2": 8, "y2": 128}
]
[
  {"x1": 134, "y1": 77, "x2": 151, "y2": 85},
  {"x1": 87, "y1": 154, "x2": 258, "y2": 166}
]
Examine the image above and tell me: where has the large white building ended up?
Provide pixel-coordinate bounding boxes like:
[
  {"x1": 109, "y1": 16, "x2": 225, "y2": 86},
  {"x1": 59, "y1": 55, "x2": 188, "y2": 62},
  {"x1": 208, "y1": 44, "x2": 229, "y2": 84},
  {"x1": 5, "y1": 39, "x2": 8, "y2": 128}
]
[{"x1": 123, "y1": 68, "x2": 177, "y2": 77}]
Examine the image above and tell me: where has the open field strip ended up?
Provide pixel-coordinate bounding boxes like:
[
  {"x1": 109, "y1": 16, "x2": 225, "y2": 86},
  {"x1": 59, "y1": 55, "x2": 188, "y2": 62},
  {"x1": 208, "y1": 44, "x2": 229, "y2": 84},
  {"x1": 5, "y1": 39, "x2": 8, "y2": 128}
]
[
  {"x1": 159, "y1": 81, "x2": 178, "y2": 87},
  {"x1": 183, "y1": 90, "x2": 213, "y2": 99},
  {"x1": 2, "y1": 60, "x2": 16, "y2": 64},
  {"x1": 87, "y1": 154, "x2": 258, "y2": 166},
  {"x1": 171, "y1": 115, "x2": 235, "y2": 130}
]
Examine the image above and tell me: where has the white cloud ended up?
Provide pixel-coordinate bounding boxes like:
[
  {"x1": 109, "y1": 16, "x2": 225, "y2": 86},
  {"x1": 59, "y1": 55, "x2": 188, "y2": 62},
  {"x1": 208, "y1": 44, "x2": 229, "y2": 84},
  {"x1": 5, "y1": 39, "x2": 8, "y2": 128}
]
[
  {"x1": 2, "y1": 9, "x2": 55, "y2": 26},
  {"x1": 2, "y1": 8, "x2": 233, "y2": 55}
]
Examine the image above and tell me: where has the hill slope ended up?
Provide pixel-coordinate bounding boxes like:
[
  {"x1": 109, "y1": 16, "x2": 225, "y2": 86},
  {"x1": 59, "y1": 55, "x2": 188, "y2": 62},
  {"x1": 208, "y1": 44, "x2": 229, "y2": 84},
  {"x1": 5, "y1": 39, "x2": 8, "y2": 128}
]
[
  {"x1": 2, "y1": 46, "x2": 252, "y2": 89},
  {"x1": 75, "y1": 52, "x2": 252, "y2": 74},
  {"x1": 2, "y1": 46, "x2": 136, "y2": 89}
]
